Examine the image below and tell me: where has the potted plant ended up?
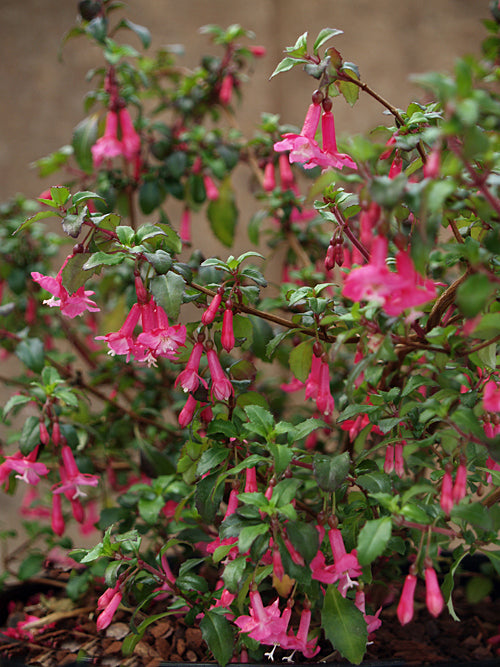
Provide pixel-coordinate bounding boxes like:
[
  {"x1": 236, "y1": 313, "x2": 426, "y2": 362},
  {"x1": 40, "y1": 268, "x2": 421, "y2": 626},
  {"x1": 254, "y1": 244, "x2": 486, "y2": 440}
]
[{"x1": 0, "y1": 1, "x2": 499, "y2": 665}]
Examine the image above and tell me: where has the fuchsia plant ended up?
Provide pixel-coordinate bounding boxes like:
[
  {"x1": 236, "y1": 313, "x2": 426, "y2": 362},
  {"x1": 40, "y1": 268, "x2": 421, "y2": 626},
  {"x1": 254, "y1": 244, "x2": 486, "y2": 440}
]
[{"x1": 1, "y1": 2, "x2": 500, "y2": 664}]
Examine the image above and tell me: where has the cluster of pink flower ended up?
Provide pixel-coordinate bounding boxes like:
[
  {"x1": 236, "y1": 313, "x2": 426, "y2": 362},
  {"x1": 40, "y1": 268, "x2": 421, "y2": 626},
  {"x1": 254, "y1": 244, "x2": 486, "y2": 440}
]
[
  {"x1": 91, "y1": 106, "x2": 141, "y2": 172},
  {"x1": 274, "y1": 99, "x2": 357, "y2": 172},
  {"x1": 96, "y1": 275, "x2": 186, "y2": 367}
]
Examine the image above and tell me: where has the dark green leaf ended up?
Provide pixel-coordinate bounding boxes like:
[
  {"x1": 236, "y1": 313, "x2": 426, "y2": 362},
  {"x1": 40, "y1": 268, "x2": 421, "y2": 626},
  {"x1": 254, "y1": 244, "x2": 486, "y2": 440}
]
[
  {"x1": 313, "y1": 451, "x2": 350, "y2": 492},
  {"x1": 313, "y1": 28, "x2": 343, "y2": 55},
  {"x1": 16, "y1": 338, "x2": 45, "y2": 373},
  {"x1": 150, "y1": 271, "x2": 185, "y2": 322},
  {"x1": 357, "y1": 517, "x2": 392, "y2": 565},
  {"x1": 195, "y1": 471, "x2": 224, "y2": 523},
  {"x1": 83, "y1": 251, "x2": 128, "y2": 270},
  {"x1": 207, "y1": 178, "x2": 237, "y2": 247},
  {"x1": 72, "y1": 115, "x2": 99, "y2": 174},
  {"x1": 322, "y1": 585, "x2": 367, "y2": 664},
  {"x1": 18, "y1": 552, "x2": 45, "y2": 581},
  {"x1": 200, "y1": 610, "x2": 236, "y2": 667}
]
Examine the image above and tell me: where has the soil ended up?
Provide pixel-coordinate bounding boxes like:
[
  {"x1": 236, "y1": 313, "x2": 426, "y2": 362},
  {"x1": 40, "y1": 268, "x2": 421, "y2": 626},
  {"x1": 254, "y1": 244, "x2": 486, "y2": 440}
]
[{"x1": 0, "y1": 568, "x2": 498, "y2": 667}]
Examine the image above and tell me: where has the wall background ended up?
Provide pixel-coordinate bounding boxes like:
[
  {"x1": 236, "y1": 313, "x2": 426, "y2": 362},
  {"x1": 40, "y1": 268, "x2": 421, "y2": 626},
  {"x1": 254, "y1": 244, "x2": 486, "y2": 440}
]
[{"x1": 0, "y1": 0, "x2": 492, "y2": 200}]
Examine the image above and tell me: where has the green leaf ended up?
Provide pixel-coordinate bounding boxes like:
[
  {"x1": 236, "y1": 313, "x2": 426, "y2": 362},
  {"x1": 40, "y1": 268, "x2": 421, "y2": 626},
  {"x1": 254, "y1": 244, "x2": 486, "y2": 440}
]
[
  {"x1": 119, "y1": 18, "x2": 151, "y2": 49},
  {"x1": 150, "y1": 271, "x2": 185, "y2": 322},
  {"x1": 72, "y1": 190, "x2": 106, "y2": 206},
  {"x1": 322, "y1": 585, "x2": 367, "y2": 664},
  {"x1": 61, "y1": 252, "x2": 96, "y2": 292},
  {"x1": 289, "y1": 340, "x2": 313, "y2": 383},
  {"x1": 286, "y1": 520, "x2": 319, "y2": 564},
  {"x1": 72, "y1": 115, "x2": 98, "y2": 174},
  {"x1": 138, "y1": 495, "x2": 166, "y2": 524},
  {"x1": 284, "y1": 31, "x2": 308, "y2": 57},
  {"x1": 207, "y1": 178, "x2": 238, "y2": 247},
  {"x1": 197, "y1": 446, "x2": 230, "y2": 477},
  {"x1": 62, "y1": 207, "x2": 88, "y2": 238},
  {"x1": 357, "y1": 517, "x2": 392, "y2": 565},
  {"x1": 18, "y1": 552, "x2": 45, "y2": 581},
  {"x1": 16, "y1": 338, "x2": 45, "y2": 373},
  {"x1": 456, "y1": 274, "x2": 493, "y2": 318},
  {"x1": 82, "y1": 251, "x2": 128, "y2": 270},
  {"x1": 243, "y1": 405, "x2": 274, "y2": 438},
  {"x1": 313, "y1": 451, "x2": 350, "y2": 492},
  {"x1": 14, "y1": 210, "x2": 59, "y2": 234},
  {"x1": 3, "y1": 394, "x2": 32, "y2": 418},
  {"x1": 238, "y1": 523, "x2": 269, "y2": 553},
  {"x1": 313, "y1": 28, "x2": 343, "y2": 55},
  {"x1": 139, "y1": 180, "x2": 164, "y2": 214},
  {"x1": 195, "y1": 471, "x2": 224, "y2": 523},
  {"x1": 270, "y1": 56, "x2": 308, "y2": 78},
  {"x1": 200, "y1": 610, "x2": 236, "y2": 667},
  {"x1": 50, "y1": 186, "x2": 71, "y2": 206}
]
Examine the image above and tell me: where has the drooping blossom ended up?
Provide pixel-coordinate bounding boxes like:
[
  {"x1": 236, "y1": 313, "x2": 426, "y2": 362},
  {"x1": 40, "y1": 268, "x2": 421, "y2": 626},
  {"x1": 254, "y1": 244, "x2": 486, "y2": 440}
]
[
  {"x1": 262, "y1": 161, "x2": 276, "y2": 192},
  {"x1": 219, "y1": 74, "x2": 234, "y2": 106},
  {"x1": 180, "y1": 207, "x2": 191, "y2": 244},
  {"x1": 423, "y1": 148, "x2": 441, "y2": 179},
  {"x1": 96, "y1": 303, "x2": 141, "y2": 362},
  {"x1": 136, "y1": 301, "x2": 186, "y2": 365},
  {"x1": 394, "y1": 441, "x2": 405, "y2": 477},
  {"x1": 245, "y1": 467, "x2": 258, "y2": 493},
  {"x1": 53, "y1": 445, "x2": 99, "y2": 501},
  {"x1": 280, "y1": 606, "x2": 320, "y2": 658},
  {"x1": 397, "y1": 573, "x2": 417, "y2": 625},
  {"x1": 355, "y1": 590, "x2": 382, "y2": 635},
  {"x1": 342, "y1": 236, "x2": 436, "y2": 317},
  {"x1": 0, "y1": 450, "x2": 49, "y2": 486},
  {"x1": 91, "y1": 111, "x2": 123, "y2": 167},
  {"x1": 175, "y1": 342, "x2": 205, "y2": 393},
  {"x1": 206, "y1": 347, "x2": 233, "y2": 401},
  {"x1": 452, "y1": 458, "x2": 467, "y2": 504},
  {"x1": 384, "y1": 445, "x2": 395, "y2": 474},
  {"x1": 234, "y1": 589, "x2": 289, "y2": 645},
  {"x1": 274, "y1": 102, "x2": 356, "y2": 172},
  {"x1": 425, "y1": 567, "x2": 444, "y2": 618},
  {"x1": 32, "y1": 255, "x2": 100, "y2": 319},
  {"x1": 311, "y1": 526, "x2": 362, "y2": 596},
  {"x1": 91, "y1": 108, "x2": 141, "y2": 168},
  {"x1": 51, "y1": 493, "x2": 65, "y2": 537}
]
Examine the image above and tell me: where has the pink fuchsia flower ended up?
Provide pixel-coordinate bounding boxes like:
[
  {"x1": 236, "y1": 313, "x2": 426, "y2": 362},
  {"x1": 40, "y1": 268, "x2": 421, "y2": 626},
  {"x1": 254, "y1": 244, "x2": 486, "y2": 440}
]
[
  {"x1": 342, "y1": 236, "x2": 436, "y2": 317},
  {"x1": 278, "y1": 153, "x2": 295, "y2": 190},
  {"x1": 394, "y1": 441, "x2": 405, "y2": 477},
  {"x1": 175, "y1": 342, "x2": 205, "y2": 393},
  {"x1": 0, "y1": 450, "x2": 49, "y2": 486},
  {"x1": 31, "y1": 256, "x2": 100, "y2": 319},
  {"x1": 117, "y1": 107, "x2": 141, "y2": 161},
  {"x1": 178, "y1": 394, "x2": 198, "y2": 428},
  {"x1": 281, "y1": 606, "x2": 320, "y2": 658},
  {"x1": 355, "y1": 590, "x2": 382, "y2": 636},
  {"x1": 397, "y1": 573, "x2": 417, "y2": 625},
  {"x1": 136, "y1": 301, "x2": 186, "y2": 365},
  {"x1": 316, "y1": 357, "x2": 335, "y2": 416},
  {"x1": 384, "y1": 445, "x2": 395, "y2": 474},
  {"x1": 91, "y1": 111, "x2": 123, "y2": 167},
  {"x1": 425, "y1": 567, "x2": 444, "y2": 618},
  {"x1": 96, "y1": 302, "x2": 141, "y2": 362},
  {"x1": 245, "y1": 467, "x2": 258, "y2": 493},
  {"x1": 234, "y1": 590, "x2": 289, "y2": 646},
  {"x1": 53, "y1": 445, "x2": 99, "y2": 501},
  {"x1": 423, "y1": 148, "x2": 441, "y2": 179},
  {"x1": 314, "y1": 109, "x2": 357, "y2": 171},
  {"x1": 483, "y1": 379, "x2": 500, "y2": 412},
  {"x1": 274, "y1": 103, "x2": 322, "y2": 167},
  {"x1": 206, "y1": 347, "x2": 233, "y2": 401}
]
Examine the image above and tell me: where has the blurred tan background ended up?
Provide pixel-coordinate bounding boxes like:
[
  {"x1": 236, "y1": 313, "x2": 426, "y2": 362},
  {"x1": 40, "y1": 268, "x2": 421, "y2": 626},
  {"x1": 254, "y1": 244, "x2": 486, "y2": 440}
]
[{"x1": 0, "y1": 0, "x2": 492, "y2": 201}]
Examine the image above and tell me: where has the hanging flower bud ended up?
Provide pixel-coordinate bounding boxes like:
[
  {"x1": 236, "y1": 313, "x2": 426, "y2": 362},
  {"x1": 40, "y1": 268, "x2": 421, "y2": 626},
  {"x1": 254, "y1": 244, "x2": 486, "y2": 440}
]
[
  {"x1": 219, "y1": 74, "x2": 234, "y2": 106},
  {"x1": 397, "y1": 573, "x2": 417, "y2": 625},
  {"x1": 39, "y1": 420, "x2": 50, "y2": 446},
  {"x1": 96, "y1": 588, "x2": 123, "y2": 631},
  {"x1": 425, "y1": 566, "x2": 444, "y2": 618},
  {"x1": 178, "y1": 394, "x2": 197, "y2": 428},
  {"x1": 440, "y1": 465, "x2": 454, "y2": 515},
  {"x1": 180, "y1": 207, "x2": 191, "y2": 244},
  {"x1": 206, "y1": 347, "x2": 233, "y2": 401},
  {"x1": 203, "y1": 174, "x2": 219, "y2": 201},
  {"x1": 325, "y1": 243, "x2": 336, "y2": 271},
  {"x1": 245, "y1": 467, "x2": 258, "y2": 493},
  {"x1": 394, "y1": 441, "x2": 405, "y2": 477},
  {"x1": 384, "y1": 444, "x2": 395, "y2": 474},
  {"x1": 52, "y1": 420, "x2": 61, "y2": 447},
  {"x1": 452, "y1": 457, "x2": 467, "y2": 504},
  {"x1": 263, "y1": 162, "x2": 276, "y2": 192},
  {"x1": 221, "y1": 300, "x2": 235, "y2": 353},
  {"x1": 51, "y1": 493, "x2": 65, "y2": 537},
  {"x1": 423, "y1": 148, "x2": 440, "y2": 179},
  {"x1": 279, "y1": 153, "x2": 295, "y2": 190},
  {"x1": 201, "y1": 289, "x2": 223, "y2": 326}
]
